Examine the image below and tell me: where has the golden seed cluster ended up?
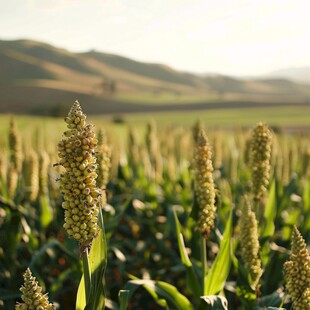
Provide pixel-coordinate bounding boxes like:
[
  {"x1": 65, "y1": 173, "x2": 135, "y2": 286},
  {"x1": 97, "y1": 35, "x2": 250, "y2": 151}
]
[
  {"x1": 238, "y1": 203, "x2": 262, "y2": 289},
  {"x1": 57, "y1": 101, "x2": 100, "y2": 247},
  {"x1": 284, "y1": 226, "x2": 310, "y2": 310},
  {"x1": 96, "y1": 129, "x2": 111, "y2": 205},
  {"x1": 8, "y1": 117, "x2": 23, "y2": 197},
  {"x1": 9, "y1": 117, "x2": 23, "y2": 173},
  {"x1": 24, "y1": 150, "x2": 39, "y2": 202},
  {"x1": 0, "y1": 152, "x2": 7, "y2": 182},
  {"x1": 15, "y1": 268, "x2": 54, "y2": 310},
  {"x1": 192, "y1": 119, "x2": 203, "y2": 144},
  {"x1": 250, "y1": 122, "x2": 272, "y2": 203},
  {"x1": 194, "y1": 129, "x2": 216, "y2": 239}
]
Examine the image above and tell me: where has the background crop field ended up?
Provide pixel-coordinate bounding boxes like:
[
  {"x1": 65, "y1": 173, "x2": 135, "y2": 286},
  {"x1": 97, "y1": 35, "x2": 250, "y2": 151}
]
[{"x1": 0, "y1": 108, "x2": 309, "y2": 309}]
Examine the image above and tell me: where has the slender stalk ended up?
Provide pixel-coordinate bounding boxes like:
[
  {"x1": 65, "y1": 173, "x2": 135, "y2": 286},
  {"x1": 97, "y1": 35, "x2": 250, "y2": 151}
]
[
  {"x1": 82, "y1": 248, "x2": 92, "y2": 302},
  {"x1": 201, "y1": 236, "x2": 208, "y2": 295}
]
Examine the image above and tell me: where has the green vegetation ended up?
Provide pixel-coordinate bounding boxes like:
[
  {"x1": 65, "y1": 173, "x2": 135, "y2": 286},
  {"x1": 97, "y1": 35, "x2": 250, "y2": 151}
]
[{"x1": 0, "y1": 103, "x2": 309, "y2": 309}]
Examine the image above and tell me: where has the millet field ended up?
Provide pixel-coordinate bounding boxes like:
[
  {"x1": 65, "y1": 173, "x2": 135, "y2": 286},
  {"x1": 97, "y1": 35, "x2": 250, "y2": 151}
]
[{"x1": 0, "y1": 101, "x2": 309, "y2": 310}]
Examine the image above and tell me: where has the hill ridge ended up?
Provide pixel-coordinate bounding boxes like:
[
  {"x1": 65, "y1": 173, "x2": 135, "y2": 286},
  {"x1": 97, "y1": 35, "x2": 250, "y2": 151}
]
[{"x1": 0, "y1": 39, "x2": 310, "y2": 115}]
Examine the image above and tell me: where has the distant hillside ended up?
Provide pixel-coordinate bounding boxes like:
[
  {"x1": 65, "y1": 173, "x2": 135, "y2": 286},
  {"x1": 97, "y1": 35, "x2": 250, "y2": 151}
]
[
  {"x1": 267, "y1": 67, "x2": 310, "y2": 84},
  {"x1": 0, "y1": 39, "x2": 310, "y2": 115}
]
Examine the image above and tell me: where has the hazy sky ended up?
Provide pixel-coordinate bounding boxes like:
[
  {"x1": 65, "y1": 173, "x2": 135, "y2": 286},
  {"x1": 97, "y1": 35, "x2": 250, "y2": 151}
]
[{"x1": 1, "y1": 0, "x2": 309, "y2": 76}]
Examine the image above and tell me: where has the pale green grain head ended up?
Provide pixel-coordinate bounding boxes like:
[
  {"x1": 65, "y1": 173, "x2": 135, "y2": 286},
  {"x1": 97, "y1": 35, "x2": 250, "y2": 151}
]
[
  {"x1": 15, "y1": 268, "x2": 54, "y2": 310},
  {"x1": 194, "y1": 128, "x2": 216, "y2": 239},
  {"x1": 56, "y1": 101, "x2": 101, "y2": 250},
  {"x1": 24, "y1": 149, "x2": 39, "y2": 202},
  {"x1": 9, "y1": 117, "x2": 23, "y2": 173},
  {"x1": 250, "y1": 122, "x2": 272, "y2": 206},
  {"x1": 238, "y1": 201, "x2": 262, "y2": 289},
  {"x1": 96, "y1": 128, "x2": 111, "y2": 206},
  {"x1": 284, "y1": 226, "x2": 310, "y2": 310}
]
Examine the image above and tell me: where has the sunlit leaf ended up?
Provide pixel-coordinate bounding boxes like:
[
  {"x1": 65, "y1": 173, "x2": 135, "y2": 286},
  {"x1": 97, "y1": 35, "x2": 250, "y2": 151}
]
[
  {"x1": 204, "y1": 210, "x2": 232, "y2": 295},
  {"x1": 124, "y1": 277, "x2": 193, "y2": 310},
  {"x1": 85, "y1": 209, "x2": 107, "y2": 310},
  {"x1": 76, "y1": 275, "x2": 86, "y2": 310},
  {"x1": 118, "y1": 290, "x2": 129, "y2": 310},
  {"x1": 173, "y1": 206, "x2": 201, "y2": 298},
  {"x1": 39, "y1": 193, "x2": 53, "y2": 228}
]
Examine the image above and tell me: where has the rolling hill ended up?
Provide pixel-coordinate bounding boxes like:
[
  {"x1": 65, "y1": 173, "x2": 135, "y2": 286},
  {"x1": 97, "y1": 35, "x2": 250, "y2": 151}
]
[
  {"x1": 267, "y1": 67, "x2": 310, "y2": 84},
  {"x1": 0, "y1": 39, "x2": 310, "y2": 115}
]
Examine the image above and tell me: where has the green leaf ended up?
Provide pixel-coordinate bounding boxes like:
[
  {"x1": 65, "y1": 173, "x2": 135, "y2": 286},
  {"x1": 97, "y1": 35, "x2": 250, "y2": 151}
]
[
  {"x1": 172, "y1": 206, "x2": 201, "y2": 298},
  {"x1": 302, "y1": 178, "x2": 310, "y2": 231},
  {"x1": 76, "y1": 275, "x2": 86, "y2": 310},
  {"x1": 86, "y1": 209, "x2": 108, "y2": 310},
  {"x1": 198, "y1": 295, "x2": 228, "y2": 310},
  {"x1": 258, "y1": 289, "x2": 285, "y2": 308},
  {"x1": 124, "y1": 277, "x2": 194, "y2": 310},
  {"x1": 124, "y1": 278, "x2": 168, "y2": 308},
  {"x1": 39, "y1": 193, "x2": 53, "y2": 228},
  {"x1": 76, "y1": 209, "x2": 107, "y2": 310},
  {"x1": 304, "y1": 178, "x2": 310, "y2": 213},
  {"x1": 118, "y1": 290, "x2": 129, "y2": 310},
  {"x1": 204, "y1": 210, "x2": 233, "y2": 295},
  {"x1": 262, "y1": 178, "x2": 276, "y2": 238}
]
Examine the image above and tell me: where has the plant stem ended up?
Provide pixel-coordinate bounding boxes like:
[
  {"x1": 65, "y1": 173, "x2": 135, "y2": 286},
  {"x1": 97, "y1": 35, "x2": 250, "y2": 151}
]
[
  {"x1": 82, "y1": 248, "x2": 92, "y2": 303},
  {"x1": 201, "y1": 236, "x2": 208, "y2": 295}
]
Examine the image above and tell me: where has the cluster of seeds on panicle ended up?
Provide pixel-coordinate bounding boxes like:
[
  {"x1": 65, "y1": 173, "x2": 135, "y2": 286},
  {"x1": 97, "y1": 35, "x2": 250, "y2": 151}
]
[
  {"x1": 15, "y1": 268, "x2": 54, "y2": 310},
  {"x1": 8, "y1": 117, "x2": 23, "y2": 197},
  {"x1": 238, "y1": 203, "x2": 262, "y2": 289},
  {"x1": 57, "y1": 101, "x2": 100, "y2": 248},
  {"x1": 194, "y1": 129, "x2": 216, "y2": 239},
  {"x1": 284, "y1": 226, "x2": 310, "y2": 310},
  {"x1": 96, "y1": 129, "x2": 111, "y2": 206},
  {"x1": 9, "y1": 117, "x2": 23, "y2": 173},
  {"x1": 0, "y1": 152, "x2": 7, "y2": 183},
  {"x1": 192, "y1": 119, "x2": 203, "y2": 144},
  {"x1": 24, "y1": 150, "x2": 39, "y2": 202},
  {"x1": 249, "y1": 122, "x2": 272, "y2": 204}
]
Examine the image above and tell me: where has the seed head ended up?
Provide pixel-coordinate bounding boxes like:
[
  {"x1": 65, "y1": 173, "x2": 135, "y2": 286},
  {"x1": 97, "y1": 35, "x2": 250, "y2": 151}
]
[
  {"x1": 238, "y1": 202, "x2": 262, "y2": 289},
  {"x1": 15, "y1": 268, "x2": 54, "y2": 310},
  {"x1": 0, "y1": 151, "x2": 7, "y2": 182},
  {"x1": 9, "y1": 117, "x2": 23, "y2": 173},
  {"x1": 96, "y1": 129, "x2": 111, "y2": 205},
  {"x1": 56, "y1": 101, "x2": 100, "y2": 249},
  {"x1": 24, "y1": 150, "x2": 39, "y2": 202},
  {"x1": 284, "y1": 226, "x2": 310, "y2": 309},
  {"x1": 250, "y1": 122, "x2": 272, "y2": 205},
  {"x1": 194, "y1": 129, "x2": 216, "y2": 239},
  {"x1": 192, "y1": 119, "x2": 203, "y2": 144}
]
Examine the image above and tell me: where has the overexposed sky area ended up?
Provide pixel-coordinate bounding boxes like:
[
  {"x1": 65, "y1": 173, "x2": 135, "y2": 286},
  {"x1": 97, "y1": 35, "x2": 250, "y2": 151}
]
[{"x1": 1, "y1": 0, "x2": 310, "y2": 76}]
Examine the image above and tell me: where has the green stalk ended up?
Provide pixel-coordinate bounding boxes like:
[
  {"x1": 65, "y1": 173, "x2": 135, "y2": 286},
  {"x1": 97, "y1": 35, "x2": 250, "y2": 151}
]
[
  {"x1": 201, "y1": 236, "x2": 208, "y2": 295},
  {"x1": 82, "y1": 248, "x2": 92, "y2": 303}
]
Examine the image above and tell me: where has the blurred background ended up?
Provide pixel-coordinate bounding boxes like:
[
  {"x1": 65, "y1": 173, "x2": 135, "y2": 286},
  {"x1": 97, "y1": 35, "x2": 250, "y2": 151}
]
[{"x1": 0, "y1": 0, "x2": 310, "y2": 127}]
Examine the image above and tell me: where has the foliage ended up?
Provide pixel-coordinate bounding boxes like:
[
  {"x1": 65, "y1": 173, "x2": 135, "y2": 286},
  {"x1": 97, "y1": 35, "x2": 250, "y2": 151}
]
[{"x1": 0, "y1": 114, "x2": 309, "y2": 309}]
